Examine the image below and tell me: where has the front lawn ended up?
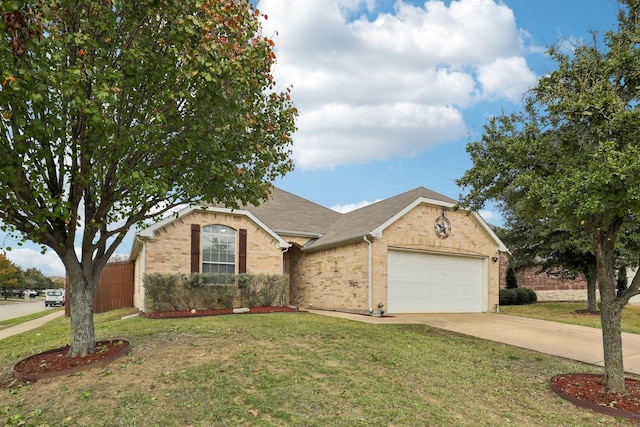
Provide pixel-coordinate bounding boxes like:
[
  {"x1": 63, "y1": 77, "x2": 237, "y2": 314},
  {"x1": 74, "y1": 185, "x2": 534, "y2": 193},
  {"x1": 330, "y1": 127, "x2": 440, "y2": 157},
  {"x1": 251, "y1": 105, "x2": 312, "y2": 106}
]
[
  {"x1": 0, "y1": 309, "x2": 632, "y2": 426},
  {"x1": 500, "y1": 302, "x2": 640, "y2": 334}
]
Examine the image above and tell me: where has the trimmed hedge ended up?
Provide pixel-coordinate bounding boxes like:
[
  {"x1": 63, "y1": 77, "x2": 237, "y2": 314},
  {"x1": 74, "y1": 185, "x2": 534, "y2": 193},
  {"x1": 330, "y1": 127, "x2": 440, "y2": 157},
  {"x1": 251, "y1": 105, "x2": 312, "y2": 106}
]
[
  {"x1": 499, "y1": 287, "x2": 537, "y2": 306},
  {"x1": 143, "y1": 272, "x2": 288, "y2": 312}
]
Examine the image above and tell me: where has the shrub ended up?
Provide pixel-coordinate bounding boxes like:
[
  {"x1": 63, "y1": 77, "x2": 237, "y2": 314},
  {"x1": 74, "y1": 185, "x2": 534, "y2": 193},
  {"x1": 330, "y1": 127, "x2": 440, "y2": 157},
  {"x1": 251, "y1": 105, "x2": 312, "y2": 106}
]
[
  {"x1": 216, "y1": 285, "x2": 237, "y2": 309},
  {"x1": 514, "y1": 288, "x2": 531, "y2": 305},
  {"x1": 499, "y1": 288, "x2": 517, "y2": 306},
  {"x1": 145, "y1": 272, "x2": 288, "y2": 311},
  {"x1": 258, "y1": 274, "x2": 288, "y2": 306},
  {"x1": 506, "y1": 267, "x2": 518, "y2": 289},
  {"x1": 144, "y1": 273, "x2": 183, "y2": 311},
  {"x1": 523, "y1": 287, "x2": 537, "y2": 303}
]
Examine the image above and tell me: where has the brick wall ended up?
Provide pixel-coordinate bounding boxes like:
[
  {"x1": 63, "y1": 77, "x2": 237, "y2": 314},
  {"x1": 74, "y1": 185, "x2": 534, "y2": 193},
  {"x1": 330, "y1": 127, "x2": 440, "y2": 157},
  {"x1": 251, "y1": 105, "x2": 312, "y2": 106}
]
[
  {"x1": 136, "y1": 210, "x2": 285, "y2": 311},
  {"x1": 289, "y1": 203, "x2": 503, "y2": 313},
  {"x1": 288, "y1": 241, "x2": 370, "y2": 313},
  {"x1": 498, "y1": 253, "x2": 589, "y2": 292}
]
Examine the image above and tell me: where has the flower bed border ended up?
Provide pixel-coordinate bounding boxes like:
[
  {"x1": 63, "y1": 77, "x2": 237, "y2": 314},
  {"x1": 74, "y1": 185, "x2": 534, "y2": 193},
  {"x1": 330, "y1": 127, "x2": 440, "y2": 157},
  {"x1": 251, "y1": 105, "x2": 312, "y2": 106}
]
[
  {"x1": 14, "y1": 340, "x2": 130, "y2": 382},
  {"x1": 550, "y1": 374, "x2": 640, "y2": 421}
]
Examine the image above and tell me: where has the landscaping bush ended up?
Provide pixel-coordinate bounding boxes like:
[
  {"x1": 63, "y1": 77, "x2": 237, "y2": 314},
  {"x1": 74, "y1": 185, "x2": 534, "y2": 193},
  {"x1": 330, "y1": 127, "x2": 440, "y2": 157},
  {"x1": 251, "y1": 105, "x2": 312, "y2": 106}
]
[
  {"x1": 514, "y1": 287, "x2": 531, "y2": 305},
  {"x1": 506, "y1": 267, "x2": 518, "y2": 289},
  {"x1": 523, "y1": 287, "x2": 537, "y2": 303},
  {"x1": 499, "y1": 288, "x2": 517, "y2": 306},
  {"x1": 145, "y1": 272, "x2": 288, "y2": 312},
  {"x1": 143, "y1": 273, "x2": 184, "y2": 311},
  {"x1": 499, "y1": 287, "x2": 537, "y2": 306},
  {"x1": 238, "y1": 274, "x2": 288, "y2": 308}
]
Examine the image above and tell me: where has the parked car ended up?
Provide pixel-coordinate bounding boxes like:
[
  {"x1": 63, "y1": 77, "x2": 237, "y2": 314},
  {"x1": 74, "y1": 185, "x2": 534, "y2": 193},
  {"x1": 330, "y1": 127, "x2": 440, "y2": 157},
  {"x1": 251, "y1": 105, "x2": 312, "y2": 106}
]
[
  {"x1": 24, "y1": 289, "x2": 38, "y2": 298},
  {"x1": 12, "y1": 289, "x2": 24, "y2": 297},
  {"x1": 44, "y1": 289, "x2": 65, "y2": 307}
]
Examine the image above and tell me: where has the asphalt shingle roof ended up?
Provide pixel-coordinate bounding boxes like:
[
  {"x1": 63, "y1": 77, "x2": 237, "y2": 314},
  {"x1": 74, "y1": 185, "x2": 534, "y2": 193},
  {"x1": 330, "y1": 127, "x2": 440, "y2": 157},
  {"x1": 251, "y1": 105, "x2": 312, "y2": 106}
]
[
  {"x1": 240, "y1": 187, "x2": 341, "y2": 236},
  {"x1": 242, "y1": 186, "x2": 457, "y2": 251}
]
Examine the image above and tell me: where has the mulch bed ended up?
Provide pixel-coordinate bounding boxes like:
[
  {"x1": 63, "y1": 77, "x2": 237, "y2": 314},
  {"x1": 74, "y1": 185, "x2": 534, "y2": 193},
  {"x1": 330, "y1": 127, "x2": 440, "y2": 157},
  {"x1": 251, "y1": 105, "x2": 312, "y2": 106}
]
[
  {"x1": 551, "y1": 373, "x2": 640, "y2": 420},
  {"x1": 140, "y1": 305, "x2": 299, "y2": 319},
  {"x1": 13, "y1": 340, "x2": 130, "y2": 382}
]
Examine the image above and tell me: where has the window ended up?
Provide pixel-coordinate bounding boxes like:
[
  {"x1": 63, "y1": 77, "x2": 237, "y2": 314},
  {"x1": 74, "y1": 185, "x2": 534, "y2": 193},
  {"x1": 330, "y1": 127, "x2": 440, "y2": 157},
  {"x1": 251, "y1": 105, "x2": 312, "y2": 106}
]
[{"x1": 202, "y1": 225, "x2": 236, "y2": 274}]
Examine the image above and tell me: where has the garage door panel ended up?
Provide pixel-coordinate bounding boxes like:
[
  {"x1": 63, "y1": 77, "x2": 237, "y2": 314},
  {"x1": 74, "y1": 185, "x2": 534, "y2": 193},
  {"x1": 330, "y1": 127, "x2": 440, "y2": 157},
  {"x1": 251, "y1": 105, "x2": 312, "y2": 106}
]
[{"x1": 388, "y1": 251, "x2": 484, "y2": 313}]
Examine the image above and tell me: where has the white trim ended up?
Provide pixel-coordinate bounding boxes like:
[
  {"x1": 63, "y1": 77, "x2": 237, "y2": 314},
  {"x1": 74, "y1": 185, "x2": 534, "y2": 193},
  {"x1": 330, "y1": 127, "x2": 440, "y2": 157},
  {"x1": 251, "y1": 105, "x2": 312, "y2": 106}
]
[
  {"x1": 371, "y1": 197, "x2": 507, "y2": 253},
  {"x1": 136, "y1": 205, "x2": 291, "y2": 249}
]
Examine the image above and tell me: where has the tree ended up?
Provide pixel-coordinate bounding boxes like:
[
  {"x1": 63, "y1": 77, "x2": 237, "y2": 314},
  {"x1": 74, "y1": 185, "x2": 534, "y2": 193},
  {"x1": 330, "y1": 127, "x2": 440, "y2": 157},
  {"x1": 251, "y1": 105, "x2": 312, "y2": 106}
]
[
  {"x1": 458, "y1": 0, "x2": 640, "y2": 393},
  {"x1": 499, "y1": 210, "x2": 599, "y2": 312},
  {"x1": 505, "y1": 266, "x2": 518, "y2": 289},
  {"x1": 0, "y1": 253, "x2": 20, "y2": 300},
  {"x1": 0, "y1": 0, "x2": 297, "y2": 357},
  {"x1": 23, "y1": 267, "x2": 54, "y2": 290}
]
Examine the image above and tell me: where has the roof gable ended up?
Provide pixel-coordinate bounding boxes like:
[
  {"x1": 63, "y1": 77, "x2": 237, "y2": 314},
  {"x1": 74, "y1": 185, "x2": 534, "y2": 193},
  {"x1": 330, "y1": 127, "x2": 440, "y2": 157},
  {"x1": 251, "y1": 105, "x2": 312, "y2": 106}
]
[
  {"x1": 302, "y1": 187, "x2": 459, "y2": 250},
  {"x1": 136, "y1": 205, "x2": 290, "y2": 249},
  {"x1": 132, "y1": 186, "x2": 506, "y2": 255}
]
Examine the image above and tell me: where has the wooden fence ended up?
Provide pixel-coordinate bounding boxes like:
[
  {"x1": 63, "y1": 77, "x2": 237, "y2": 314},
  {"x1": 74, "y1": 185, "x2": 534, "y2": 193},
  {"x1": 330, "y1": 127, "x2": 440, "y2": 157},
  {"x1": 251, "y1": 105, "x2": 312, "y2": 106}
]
[{"x1": 65, "y1": 261, "x2": 135, "y2": 316}]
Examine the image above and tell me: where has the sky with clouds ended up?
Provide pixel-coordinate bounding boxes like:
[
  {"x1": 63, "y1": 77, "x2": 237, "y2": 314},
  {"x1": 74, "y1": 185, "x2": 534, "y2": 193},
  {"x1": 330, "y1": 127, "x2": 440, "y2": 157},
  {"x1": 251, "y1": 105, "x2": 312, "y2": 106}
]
[{"x1": 2, "y1": 0, "x2": 621, "y2": 276}]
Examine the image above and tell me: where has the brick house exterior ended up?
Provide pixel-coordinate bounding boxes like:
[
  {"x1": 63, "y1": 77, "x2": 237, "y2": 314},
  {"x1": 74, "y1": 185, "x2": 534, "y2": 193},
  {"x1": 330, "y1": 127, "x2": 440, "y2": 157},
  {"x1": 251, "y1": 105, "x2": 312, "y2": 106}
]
[
  {"x1": 131, "y1": 187, "x2": 507, "y2": 314},
  {"x1": 498, "y1": 252, "x2": 590, "y2": 301}
]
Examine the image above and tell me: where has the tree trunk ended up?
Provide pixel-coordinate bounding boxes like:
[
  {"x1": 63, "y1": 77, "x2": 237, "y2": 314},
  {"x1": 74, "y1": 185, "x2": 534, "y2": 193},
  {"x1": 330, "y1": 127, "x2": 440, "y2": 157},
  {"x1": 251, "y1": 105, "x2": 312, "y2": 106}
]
[
  {"x1": 65, "y1": 260, "x2": 98, "y2": 358},
  {"x1": 585, "y1": 266, "x2": 598, "y2": 313},
  {"x1": 600, "y1": 298, "x2": 625, "y2": 393},
  {"x1": 593, "y1": 222, "x2": 626, "y2": 394}
]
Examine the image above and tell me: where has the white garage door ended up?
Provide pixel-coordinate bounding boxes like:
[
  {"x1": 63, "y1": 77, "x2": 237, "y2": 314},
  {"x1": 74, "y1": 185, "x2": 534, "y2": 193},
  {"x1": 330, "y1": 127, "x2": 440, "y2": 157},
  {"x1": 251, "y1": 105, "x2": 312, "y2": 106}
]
[{"x1": 388, "y1": 250, "x2": 485, "y2": 313}]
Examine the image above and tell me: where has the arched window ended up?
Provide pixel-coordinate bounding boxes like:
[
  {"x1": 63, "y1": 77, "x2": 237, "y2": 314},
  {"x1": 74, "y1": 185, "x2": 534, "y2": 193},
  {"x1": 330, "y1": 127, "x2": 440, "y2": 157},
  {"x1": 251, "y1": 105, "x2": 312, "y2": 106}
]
[{"x1": 202, "y1": 225, "x2": 236, "y2": 274}]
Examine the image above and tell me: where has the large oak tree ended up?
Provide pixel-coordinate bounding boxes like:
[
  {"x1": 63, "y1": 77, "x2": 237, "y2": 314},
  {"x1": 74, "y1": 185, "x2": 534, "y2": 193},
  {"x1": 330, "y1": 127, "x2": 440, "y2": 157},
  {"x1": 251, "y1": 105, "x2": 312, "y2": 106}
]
[
  {"x1": 0, "y1": 0, "x2": 297, "y2": 357},
  {"x1": 458, "y1": 0, "x2": 640, "y2": 393}
]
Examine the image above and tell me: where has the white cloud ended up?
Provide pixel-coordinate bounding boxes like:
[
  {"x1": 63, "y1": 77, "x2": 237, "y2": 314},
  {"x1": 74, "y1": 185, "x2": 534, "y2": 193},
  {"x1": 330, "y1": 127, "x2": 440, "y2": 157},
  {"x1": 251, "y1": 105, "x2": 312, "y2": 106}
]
[
  {"x1": 330, "y1": 199, "x2": 382, "y2": 213},
  {"x1": 5, "y1": 248, "x2": 66, "y2": 277},
  {"x1": 258, "y1": 0, "x2": 536, "y2": 170},
  {"x1": 478, "y1": 209, "x2": 500, "y2": 225},
  {"x1": 476, "y1": 56, "x2": 537, "y2": 101}
]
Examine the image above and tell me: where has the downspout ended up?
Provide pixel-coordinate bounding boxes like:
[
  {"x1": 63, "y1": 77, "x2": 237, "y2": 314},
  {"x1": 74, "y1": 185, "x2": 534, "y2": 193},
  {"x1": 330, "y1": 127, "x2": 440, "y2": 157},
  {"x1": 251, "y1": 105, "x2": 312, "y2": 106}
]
[
  {"x1": 136, "y1": 236, "x2": 146, "y2": 312},
  {"x1": 364, "y1": 235, "x2": 373, "y2": 314},
  {"x1": 281, "y1": 245, "x2": 290, "y2": 307}
]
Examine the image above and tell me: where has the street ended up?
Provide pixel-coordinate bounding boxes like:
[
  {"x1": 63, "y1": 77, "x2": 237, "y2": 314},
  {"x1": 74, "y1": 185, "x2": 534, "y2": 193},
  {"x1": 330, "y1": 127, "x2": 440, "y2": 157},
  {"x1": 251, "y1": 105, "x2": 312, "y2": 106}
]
[{"x1": 0, "y1": 299, "x2": 58, "y2": 321}]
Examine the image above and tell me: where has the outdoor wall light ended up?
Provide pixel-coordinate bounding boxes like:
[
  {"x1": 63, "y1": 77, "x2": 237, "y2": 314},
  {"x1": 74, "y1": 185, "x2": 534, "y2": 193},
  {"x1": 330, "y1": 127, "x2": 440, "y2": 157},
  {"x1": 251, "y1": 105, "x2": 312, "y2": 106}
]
[{"x1": 491, "y1": 256, "x2": 499, "y2": 263}]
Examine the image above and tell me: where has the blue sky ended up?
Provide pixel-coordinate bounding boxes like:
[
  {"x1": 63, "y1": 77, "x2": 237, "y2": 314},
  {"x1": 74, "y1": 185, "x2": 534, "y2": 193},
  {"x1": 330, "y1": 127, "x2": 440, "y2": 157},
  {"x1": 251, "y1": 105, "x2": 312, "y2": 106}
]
[{"x1": 3, "y1": 0, "x2": 621, "y2": 276}]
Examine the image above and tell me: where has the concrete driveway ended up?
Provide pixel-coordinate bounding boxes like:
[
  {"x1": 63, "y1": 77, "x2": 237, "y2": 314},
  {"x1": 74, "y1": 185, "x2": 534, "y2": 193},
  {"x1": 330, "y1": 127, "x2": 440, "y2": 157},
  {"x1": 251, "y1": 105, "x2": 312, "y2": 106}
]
[{"x1": 308, "y1": 310, "x2": 640, "y2": 376}]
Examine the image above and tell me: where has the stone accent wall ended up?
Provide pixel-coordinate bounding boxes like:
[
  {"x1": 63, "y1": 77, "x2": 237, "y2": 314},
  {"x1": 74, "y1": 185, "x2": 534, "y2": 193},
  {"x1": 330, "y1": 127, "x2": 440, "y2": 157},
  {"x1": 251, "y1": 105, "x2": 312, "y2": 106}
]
[{"x1": 536, "y1": 289, "x2": 594, "y2": 302}]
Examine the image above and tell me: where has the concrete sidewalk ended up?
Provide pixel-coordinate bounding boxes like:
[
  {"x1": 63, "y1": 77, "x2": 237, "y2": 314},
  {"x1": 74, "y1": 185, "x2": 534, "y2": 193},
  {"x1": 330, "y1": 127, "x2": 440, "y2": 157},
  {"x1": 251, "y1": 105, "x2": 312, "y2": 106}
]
[
  {"x1": 308, "y1": 310, "x2": 640, "y2": 376},
  {"x1": 0, "y1": 311, "x2": 65, "y2": 341}
]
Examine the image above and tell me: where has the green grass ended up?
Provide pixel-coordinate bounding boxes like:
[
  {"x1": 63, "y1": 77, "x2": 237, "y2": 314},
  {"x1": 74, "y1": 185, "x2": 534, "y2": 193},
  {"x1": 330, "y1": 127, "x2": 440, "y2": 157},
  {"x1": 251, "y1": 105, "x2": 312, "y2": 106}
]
[
  {"x1": 0, "y1": 308, "x2": 64, "y2": 331},
  {"x1": 500, "y1": 302, "x2": 640, "y2": 334},
  {"x1": 0, "y1": 309, "x2": 634, "y2": 426}
]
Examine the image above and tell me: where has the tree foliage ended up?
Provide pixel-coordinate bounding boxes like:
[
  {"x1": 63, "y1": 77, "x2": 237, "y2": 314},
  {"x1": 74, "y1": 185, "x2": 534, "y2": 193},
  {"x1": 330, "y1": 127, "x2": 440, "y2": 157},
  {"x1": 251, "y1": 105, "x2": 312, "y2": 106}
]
[
  {"x1": 0, "y1": 253, "x2": 20, "y2": 299},
  {"x1": 0, "y1": 0, "x2": 297, "y2": 356},
  {"x1": 458, "y1": 0, "x2": 640, "y2": 393}
]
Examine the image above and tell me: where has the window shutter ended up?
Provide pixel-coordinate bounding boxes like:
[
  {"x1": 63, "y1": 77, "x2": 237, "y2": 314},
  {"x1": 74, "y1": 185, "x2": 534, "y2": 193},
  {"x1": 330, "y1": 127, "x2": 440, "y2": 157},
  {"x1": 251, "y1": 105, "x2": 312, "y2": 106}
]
[
  {"x1": 191, "y1": 224, "x2": 200, "y2": 273},
  {"x1": 239, "y1": 229, "x2": 247, "y2": 273}
]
